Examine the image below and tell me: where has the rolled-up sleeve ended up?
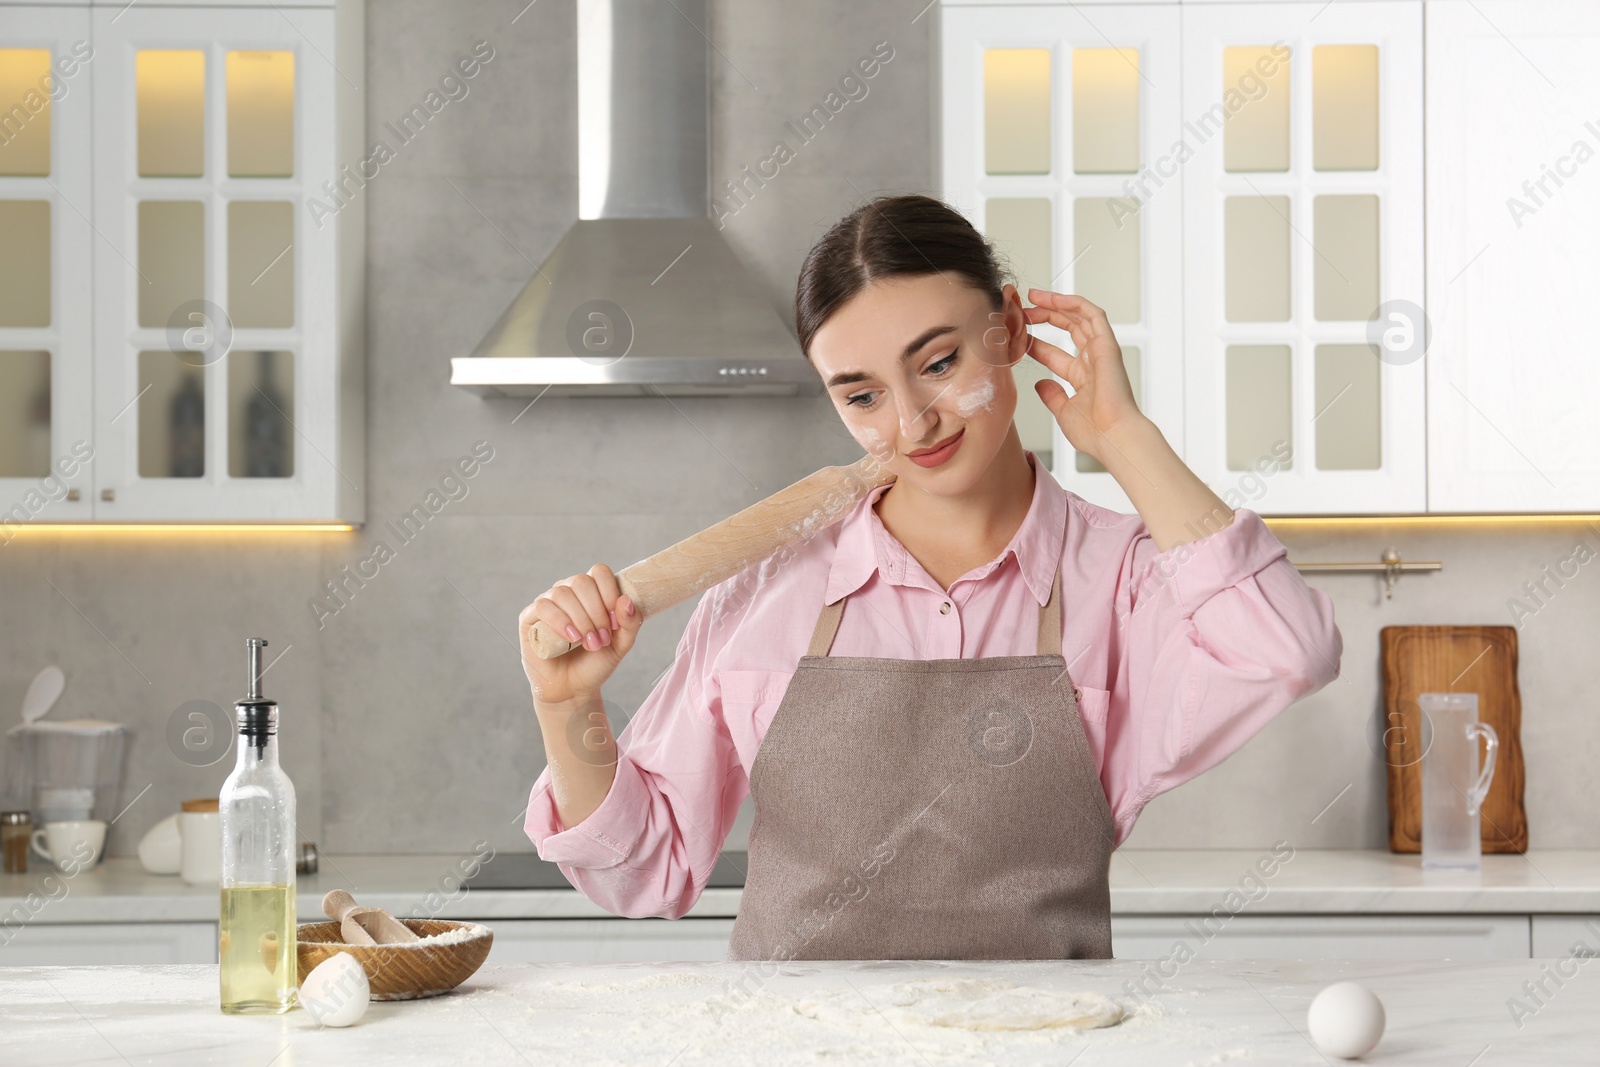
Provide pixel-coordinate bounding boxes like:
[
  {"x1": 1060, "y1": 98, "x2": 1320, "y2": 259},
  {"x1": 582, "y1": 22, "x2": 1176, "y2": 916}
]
[
  {"x1": 1103, "y1": 507, "x2": 1343, "y2": 844},
  {"x1": 523, "y1": 582, "x2": 747, "y2": 918}
]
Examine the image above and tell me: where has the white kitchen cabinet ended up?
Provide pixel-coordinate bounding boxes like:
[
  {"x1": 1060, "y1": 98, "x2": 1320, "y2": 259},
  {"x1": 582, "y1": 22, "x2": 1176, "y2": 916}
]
[
  {"x1": 477, "y1": 919, "x2": 736, "y2": 964},
  {"x1": 0, "y1": 913, "x2": 1560, "y2": 966},
  {"x1": 88, "y1": 0, "x2": 364, "y2": 522},
  {"x1": 1113, "y1": 913, "x2": 1531, "y2": 960},
  {"x1": 1530, "y1": 915, "x2": 1600, "y2": 958},
  {"x1": 0, "y1": 921, "x2": 217, "y2": 965},
  {"x1": 940, "y1": 4, "x2": 1185, "y2": 515},
  {"x1": 1425, "y1": 0, "x2": 1600, "y2": 512},
  {"x1": 942, "y1": 2, "x2": 1425, "y2": 516},
  {"x1": 0, "y1": 5, "x2": 95, "y2": 525},
  {"x1": 484, "y1": 913, "x2": 1536, "y2": 964},
  {"x1": 1181, "y1": 1, "x2": 1425, "y2": 515},
  {"x1": 0, "y1": 0, "x2": 364, "y2": 526}
]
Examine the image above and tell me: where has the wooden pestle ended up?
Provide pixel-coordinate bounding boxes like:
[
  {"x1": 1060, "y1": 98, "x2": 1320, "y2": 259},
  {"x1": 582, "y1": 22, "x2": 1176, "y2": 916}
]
[
  {"x1": 322, "y1": 889, "x2": 419, "y2": 944},
  {"x1": 323, "y1": 889, "x2": 378, "y2": 944}
]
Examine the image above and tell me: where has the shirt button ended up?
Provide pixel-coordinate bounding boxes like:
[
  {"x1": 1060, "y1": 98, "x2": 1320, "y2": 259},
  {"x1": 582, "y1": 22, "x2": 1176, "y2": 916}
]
[{"x1": 940, "y1": 601, "x2": 951, "y2": 614}]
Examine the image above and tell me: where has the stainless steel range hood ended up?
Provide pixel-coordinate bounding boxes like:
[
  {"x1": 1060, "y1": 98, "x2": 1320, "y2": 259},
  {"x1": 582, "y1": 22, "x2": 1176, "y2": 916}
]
[{"x1": 451, "y1": 0, "x2": 820, "y2": 397}]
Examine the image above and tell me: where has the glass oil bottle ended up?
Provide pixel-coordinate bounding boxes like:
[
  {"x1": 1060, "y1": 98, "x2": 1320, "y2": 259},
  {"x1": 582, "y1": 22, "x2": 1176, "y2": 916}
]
[{"x1": 219, "y1": 637, "x2": 298, "y2": 1014}]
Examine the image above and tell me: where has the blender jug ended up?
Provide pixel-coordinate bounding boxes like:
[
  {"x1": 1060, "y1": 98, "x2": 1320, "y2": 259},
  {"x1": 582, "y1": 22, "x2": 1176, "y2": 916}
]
[{"x1": 1419, "y1": 693, "x2": 1498, "y2": 869}]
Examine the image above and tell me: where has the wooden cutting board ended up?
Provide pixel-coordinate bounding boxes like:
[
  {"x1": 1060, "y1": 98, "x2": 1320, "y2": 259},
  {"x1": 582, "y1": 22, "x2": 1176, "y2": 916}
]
[{"x1": 1380, "y1": 625, "x2": 1528, "y2": 853}]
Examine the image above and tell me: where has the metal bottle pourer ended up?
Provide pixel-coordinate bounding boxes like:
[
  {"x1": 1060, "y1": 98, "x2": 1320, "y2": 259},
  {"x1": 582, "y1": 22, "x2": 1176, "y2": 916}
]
[{"x1": 236, "y1": 637, "x2": 279, "y2": 749}]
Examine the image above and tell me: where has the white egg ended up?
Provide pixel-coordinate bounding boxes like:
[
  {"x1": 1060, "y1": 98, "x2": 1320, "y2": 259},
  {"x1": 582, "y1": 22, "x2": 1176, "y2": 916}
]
[
  {"x1": 299, "y1": 951, "x2": 370, "y2": 1027},
  {"x1": 1306, "y1": 981, "x2": 1385, "y2": 1059}
]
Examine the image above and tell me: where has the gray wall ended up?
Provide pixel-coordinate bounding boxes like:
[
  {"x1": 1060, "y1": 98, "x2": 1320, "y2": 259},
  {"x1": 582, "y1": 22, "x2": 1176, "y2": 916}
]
[{"x1": 3, "y1": 1, "x2": 1595, "y2": 860}]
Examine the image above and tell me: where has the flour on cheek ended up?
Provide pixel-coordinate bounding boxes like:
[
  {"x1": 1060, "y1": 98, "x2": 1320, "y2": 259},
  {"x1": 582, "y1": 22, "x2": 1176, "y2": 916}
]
[
  {"x1": 952, "y1": 374, "x2": 997, "y2": 418},
  {"x1": 852, "y1": 423, "x2": 895, "y2": 464}
]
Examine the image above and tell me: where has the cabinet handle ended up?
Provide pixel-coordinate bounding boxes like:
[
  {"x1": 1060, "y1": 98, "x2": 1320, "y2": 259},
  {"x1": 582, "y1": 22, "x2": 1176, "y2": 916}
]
[
  {"x1": 101, "y1": 489, "x2": 115, "y2": 503},
  {"x1": 67, "y1": 488, "x2": 81, "y2": 502}
]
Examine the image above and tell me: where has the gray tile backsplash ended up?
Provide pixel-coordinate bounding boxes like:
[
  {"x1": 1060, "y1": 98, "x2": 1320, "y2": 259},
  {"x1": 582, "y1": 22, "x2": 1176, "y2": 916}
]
[{"x1": 3, "y1": 1, "x2": 1595, "y2": 859}]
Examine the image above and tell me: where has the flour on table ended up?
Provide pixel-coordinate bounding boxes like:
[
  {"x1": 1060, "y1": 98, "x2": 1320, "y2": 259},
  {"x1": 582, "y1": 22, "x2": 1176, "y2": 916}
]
[
  {"x1": 796, "y1": 978, "x2": 1123, "y2": 1033},
  {"x1": 538, "y1": 971, "x2": 722, "y2": 994},
  {"x1": 523, "y1": 970, "x2": 1135, "y2": 1066}
]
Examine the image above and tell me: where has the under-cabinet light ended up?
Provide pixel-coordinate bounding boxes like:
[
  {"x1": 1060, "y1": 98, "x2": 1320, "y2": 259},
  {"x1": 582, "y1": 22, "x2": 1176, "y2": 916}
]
[
  {"x1": 4, "y1": 524, "x2": 356, "y2": 534},
  {"x1": 1263, "y1": 514, "x2": 1600, "y2": 528}
]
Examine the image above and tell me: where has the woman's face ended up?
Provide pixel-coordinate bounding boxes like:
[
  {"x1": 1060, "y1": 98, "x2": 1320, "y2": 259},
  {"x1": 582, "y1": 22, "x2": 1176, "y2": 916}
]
[{"x1": 809, "y1": 274, "x2": 1030, "y2": 494}]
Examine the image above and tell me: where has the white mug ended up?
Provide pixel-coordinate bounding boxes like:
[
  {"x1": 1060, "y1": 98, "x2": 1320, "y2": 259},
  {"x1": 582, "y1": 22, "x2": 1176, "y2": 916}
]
[
  {"x1": 179, "y1": 808, "x2": 221, "y2": 885},
  {"x1": 31, "y1": 820, "x2": 107, "y2": 874}
]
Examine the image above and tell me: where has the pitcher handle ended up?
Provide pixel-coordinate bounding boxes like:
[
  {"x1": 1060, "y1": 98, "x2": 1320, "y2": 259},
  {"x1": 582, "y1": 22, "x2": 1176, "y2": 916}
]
[{"x1": 1465, "y1": 722, "x2": 1499, "y2": 816}]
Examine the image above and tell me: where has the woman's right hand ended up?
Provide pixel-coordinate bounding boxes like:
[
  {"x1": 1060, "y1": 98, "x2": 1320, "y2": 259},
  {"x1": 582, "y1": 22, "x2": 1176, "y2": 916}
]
[{"x1": 519, "y1": 564, "x2": 644, "y2": 706}]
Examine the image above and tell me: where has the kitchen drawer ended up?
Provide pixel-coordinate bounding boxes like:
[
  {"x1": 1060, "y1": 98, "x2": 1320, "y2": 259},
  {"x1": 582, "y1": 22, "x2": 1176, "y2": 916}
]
[
  {"x1": 1531, "y1": 916, "x2": 1600, "y2": 958},
  {"x1": 473, "y1": 919, "x2": 735, "y2": 964},
  {"x1": 1112, "y1": 914, "x2": 1531, "y2": 960},
  {"x1": 0, "y1": 922, "x2": 218, "y2": 966}
]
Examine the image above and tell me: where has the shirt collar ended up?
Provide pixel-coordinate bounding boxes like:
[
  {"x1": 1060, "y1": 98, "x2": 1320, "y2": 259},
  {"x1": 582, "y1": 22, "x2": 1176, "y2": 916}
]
[{"x1": 823, "y1": 449, "x2": 1068, "y2": 607}]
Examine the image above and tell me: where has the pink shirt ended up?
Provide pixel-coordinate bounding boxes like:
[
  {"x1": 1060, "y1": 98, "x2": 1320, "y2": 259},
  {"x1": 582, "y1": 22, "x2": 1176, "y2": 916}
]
[{"x1": 524, "y1": 450, "x2": 1343, "y2": 919}]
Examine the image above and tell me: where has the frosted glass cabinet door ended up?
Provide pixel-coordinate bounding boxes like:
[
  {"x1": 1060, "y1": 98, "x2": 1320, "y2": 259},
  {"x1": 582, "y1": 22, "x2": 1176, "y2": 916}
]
[
  {"x1": 90, "y1": 5, "x2": 345, "y2": 521},
  {"x1": 0, "y1": 8, "x2": 94, "y2": 527},
  {"x1": 1427, "y1": 1, "x2": 1600, "y2": 512},
  {"x1": 942, "y1": 4, "x2": 1183, "y2": 516},
  {"x1": 1181, "y1": 2, "x2": 1424, "y2": 515}
]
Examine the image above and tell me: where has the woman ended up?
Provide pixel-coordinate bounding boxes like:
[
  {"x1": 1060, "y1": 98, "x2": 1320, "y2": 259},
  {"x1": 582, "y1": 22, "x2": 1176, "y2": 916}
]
[{"x1": 519, "y1": 194, "x2": 1341, "y2": 961}]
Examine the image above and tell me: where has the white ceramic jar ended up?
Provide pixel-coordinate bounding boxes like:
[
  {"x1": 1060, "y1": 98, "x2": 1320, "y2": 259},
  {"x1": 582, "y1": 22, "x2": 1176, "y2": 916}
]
[{"x1": 179, "y1": 797, "x2": 221, "y2": 885}]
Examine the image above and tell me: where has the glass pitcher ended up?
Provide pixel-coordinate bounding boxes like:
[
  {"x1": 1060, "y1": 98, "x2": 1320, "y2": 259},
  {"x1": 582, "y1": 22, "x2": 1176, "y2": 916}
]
[{"x1": 1419, "y1": 693, "x2": 1498, "y2": 869}]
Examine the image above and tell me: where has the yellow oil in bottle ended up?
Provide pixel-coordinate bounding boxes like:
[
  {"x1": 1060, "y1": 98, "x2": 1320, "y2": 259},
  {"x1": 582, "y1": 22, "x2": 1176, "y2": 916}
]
[{"x1": 219, "y1": 884, "x2": 297, "y2": 1014}]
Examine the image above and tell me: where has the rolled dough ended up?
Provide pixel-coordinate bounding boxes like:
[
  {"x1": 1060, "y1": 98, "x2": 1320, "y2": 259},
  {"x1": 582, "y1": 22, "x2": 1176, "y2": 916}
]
[{"x1": 795, "y1": 977, "x2": 1125, "y2": 1033}]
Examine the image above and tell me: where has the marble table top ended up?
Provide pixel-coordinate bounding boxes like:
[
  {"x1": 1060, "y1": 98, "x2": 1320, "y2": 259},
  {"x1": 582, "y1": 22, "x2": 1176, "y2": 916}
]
[{"x1": 5, "y1": 957, "x2": 1597, "y2": 1066}]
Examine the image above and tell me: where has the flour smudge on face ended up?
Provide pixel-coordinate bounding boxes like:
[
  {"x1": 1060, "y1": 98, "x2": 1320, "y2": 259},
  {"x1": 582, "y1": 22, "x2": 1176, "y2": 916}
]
[
  {"x1": 854, "y1": 424, "x2": 895, "y2": 465},
  {"x1": 953, "y1": 374, "x2": 996, "y2": 417}
]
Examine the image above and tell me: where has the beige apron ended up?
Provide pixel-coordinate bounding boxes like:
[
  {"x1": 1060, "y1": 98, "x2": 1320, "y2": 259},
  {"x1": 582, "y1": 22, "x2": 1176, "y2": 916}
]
[{"x1": 728, "y1": 556, "x2": 1115, "y2": 961}]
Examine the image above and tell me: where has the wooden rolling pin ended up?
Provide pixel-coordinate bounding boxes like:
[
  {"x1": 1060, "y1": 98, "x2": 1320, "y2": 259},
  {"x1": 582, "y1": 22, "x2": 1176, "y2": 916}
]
[{"x1": 529, "y1": 454, "x2": 896, "y2": 659}]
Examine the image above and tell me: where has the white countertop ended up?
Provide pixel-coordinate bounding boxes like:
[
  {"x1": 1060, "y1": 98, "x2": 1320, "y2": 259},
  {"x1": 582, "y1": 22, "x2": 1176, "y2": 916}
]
[
  {"x1": 6, "y1": 958, "x2": 1596, "y2": 1065},
  {"x1": 5, "y1": 849, "x2": 1598, "y2": 924},
  {"x1": 1108, "y1": 848, "x2": 1600, "y2": 915}
]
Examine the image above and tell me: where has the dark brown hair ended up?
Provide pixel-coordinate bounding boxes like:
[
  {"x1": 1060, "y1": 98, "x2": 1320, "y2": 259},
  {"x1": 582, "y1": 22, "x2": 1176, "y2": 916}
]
[{"x1": 794, "y1": 194, "x2": 1007, "y2": 359}]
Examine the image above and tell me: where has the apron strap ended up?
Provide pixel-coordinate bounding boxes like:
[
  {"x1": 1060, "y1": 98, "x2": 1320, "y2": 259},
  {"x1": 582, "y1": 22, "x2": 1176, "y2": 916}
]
[
  {"x1": 1036, "y1": 561, "x2": 1062, "y2": 657},
  {"x1": 807, "y1": 596, "x2": 846, "y2": 657},
  {"x1": 807, "y1": 558, "x2": 1064, "y2": 659}
]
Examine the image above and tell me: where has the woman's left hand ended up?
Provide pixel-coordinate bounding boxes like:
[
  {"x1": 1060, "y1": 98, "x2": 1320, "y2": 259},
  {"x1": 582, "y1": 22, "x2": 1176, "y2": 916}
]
[{"x1": 1022, "y1": 289, "x2": 1146, "y2": 466}]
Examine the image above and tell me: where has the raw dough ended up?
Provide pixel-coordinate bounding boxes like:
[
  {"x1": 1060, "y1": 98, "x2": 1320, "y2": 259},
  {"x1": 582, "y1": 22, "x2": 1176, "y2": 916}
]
[{"x1": 795, "y1": 978, "x2": 1124, "y2": 1033}]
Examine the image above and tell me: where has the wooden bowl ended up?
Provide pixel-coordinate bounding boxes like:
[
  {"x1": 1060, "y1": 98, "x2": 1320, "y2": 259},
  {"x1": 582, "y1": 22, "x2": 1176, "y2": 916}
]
[{"x1": 295, "y1": 919, "x2": 493, "y2": 1000}]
